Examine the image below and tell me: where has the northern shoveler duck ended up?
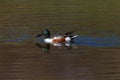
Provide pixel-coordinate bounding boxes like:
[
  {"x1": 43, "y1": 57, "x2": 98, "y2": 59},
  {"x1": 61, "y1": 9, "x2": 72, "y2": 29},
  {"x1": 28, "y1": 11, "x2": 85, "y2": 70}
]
[{"x1": 36, "y1": 29, "x2": 78, "y2": 44}]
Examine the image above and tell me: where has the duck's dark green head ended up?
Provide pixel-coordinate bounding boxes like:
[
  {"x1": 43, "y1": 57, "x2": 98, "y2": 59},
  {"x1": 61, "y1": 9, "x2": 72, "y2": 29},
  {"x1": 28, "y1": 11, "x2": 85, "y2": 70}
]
[{"x1": 41, "y1": 29, "x2": 50, "y2": 38}]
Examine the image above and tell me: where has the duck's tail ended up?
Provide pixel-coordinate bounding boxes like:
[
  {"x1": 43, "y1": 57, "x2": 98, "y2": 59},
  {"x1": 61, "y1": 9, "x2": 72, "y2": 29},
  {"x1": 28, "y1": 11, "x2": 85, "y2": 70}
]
[
  {"x1": 71, "y1": 35, "x2": 78, "y2": 41},
  {"x1": 71, "y1": 35, "x2": 78, "y2": 39}
]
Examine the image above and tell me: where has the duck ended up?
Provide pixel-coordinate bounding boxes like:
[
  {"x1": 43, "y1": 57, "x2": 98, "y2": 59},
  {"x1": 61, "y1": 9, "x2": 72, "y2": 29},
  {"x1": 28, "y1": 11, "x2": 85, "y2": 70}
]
[{"x1": 36, "y1": 29, "x2": 78, "y2": 44}]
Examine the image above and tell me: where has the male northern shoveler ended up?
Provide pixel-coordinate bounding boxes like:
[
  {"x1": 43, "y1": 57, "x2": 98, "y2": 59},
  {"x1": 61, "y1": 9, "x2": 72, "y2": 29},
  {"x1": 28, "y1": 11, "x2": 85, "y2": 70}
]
[{"x1": 36, "y1": 29, "x2": 78, "y2": 44}]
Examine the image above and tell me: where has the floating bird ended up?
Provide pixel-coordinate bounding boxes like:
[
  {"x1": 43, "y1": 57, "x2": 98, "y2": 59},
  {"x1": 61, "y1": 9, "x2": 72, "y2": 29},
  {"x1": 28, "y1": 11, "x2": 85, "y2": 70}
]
[{"x1": 36, "y1": 29, "x2": 78, "y2": 44}]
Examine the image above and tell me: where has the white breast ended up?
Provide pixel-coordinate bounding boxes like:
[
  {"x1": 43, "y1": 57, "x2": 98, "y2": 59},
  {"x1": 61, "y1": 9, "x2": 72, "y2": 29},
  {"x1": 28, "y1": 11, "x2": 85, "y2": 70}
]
[
  {"x1": 44, "y1": 38, "x2": 53, "y2": 43},
  {"x1": 65, "y1": 37, "x2": 71, "y2": 42}
]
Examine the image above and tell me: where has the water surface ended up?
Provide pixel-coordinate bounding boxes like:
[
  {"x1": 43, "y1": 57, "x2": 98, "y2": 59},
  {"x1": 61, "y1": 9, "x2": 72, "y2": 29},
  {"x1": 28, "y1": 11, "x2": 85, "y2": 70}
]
[
  {"x1": 0, "y1": 33, "x2": 120, "y2": 80},
  {"x1": 0, "y1": 0, "x2": 120, "y2": 80}
]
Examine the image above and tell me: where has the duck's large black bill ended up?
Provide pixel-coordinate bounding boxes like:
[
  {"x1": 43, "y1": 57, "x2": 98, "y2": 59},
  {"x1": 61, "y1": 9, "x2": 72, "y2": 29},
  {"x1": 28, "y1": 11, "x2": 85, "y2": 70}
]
[{"x1": 36, "y1": 34, "x2": 42, "y2": 38}]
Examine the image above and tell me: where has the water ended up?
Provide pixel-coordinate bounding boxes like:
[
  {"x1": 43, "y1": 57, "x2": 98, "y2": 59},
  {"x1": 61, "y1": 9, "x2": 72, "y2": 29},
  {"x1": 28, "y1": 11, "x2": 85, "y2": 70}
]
[
  {"x1": 0, "y1": 34, "x2": 120, "y2": 80},
  {"x1": 0, "y1": 0, "x2": 120, "y2": 80},
  {"x1": 3, "y1": 34, "x2": 120, "y2": 47},
  {"x1": 74, "y1": 36, "x2": 120, "y2": 47}
]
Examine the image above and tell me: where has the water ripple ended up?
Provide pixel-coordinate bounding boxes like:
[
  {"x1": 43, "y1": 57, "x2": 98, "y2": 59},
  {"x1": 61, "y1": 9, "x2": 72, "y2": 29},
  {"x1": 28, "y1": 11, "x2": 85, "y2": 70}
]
[
  {"x1": 74, "y1": 36, "x2": 120, "y2": 47},
  {"x1": 2, "y1": 35, "x2": 120, "y2": 47}
]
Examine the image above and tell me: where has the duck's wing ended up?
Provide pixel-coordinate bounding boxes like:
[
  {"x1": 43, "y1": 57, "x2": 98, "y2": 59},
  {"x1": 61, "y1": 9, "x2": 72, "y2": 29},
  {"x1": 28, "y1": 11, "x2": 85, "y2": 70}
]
[{"x1": 64, "y1": 32, "x2": 74, "y2": 36}]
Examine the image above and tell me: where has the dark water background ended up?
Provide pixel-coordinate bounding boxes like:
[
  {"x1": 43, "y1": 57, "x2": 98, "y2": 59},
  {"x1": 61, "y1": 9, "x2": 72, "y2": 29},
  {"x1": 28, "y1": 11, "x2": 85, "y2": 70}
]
[
  {"x1": 0, "y1": 0, "x2": 120, "y2": 80},
  {"x1": 1, "y1": 30, "x2": 120, "y2": 80}
]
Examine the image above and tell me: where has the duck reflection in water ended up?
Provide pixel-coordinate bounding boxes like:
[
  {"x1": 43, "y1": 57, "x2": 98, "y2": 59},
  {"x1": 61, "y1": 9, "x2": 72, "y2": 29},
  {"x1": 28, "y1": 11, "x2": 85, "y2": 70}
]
[
  {"x1": 35, "y1": 42, "x2": 75, "y2": 52},
  {"x1": 36, "y1": 43, "x2": 50, "y2": 52}
]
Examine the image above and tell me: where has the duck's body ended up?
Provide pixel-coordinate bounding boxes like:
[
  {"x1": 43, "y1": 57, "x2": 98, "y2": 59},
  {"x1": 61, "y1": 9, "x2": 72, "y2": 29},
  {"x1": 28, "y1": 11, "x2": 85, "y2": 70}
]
[
  {"x1": 37, "y1": 29, "x2": 78, "y2": 44},
  {"x1": 44, "y1": 36, "x2": 71, "y2": 44}
]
